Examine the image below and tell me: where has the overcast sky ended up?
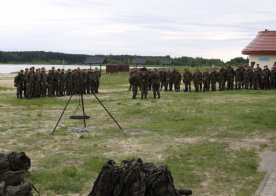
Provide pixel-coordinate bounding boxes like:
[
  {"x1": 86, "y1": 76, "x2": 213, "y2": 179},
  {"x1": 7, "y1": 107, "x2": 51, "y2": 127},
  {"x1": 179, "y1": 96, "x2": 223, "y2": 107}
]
[{"x1": 0, "y1": 0, "x2": 275, "y2": 61}]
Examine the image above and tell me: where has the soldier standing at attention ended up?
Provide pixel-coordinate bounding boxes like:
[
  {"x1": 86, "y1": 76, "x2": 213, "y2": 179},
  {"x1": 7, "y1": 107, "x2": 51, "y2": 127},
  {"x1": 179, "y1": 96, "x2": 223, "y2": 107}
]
[
  {"x1": 164, "y1": 69, "x2": 171, "y2": 91},
  {"x1": 14, "y1": 70, "x2": 24, "y2": 98},
  {"x1": 235, "y1": 65, "x2": 243, "y2": 90},
  {"x1": 159, "y1": 69, "x2": 166, "y2": 90},
  {"x1": 40, "y1": 67, "x2": 47, "y2": 97},
  {"x1": 202, "y1": 68, "x2": 210, "y2": 92},
  {"x1": 173, "y1": 69, "x2": 182, "y2": 92},
  {"x1": 256, "y1": 64, "x2": 263, "y2": 89},
  {"x1": 151, "y1": 68, "x2": 161, "y2": 99},
  {"x1": 252, "y1": 67, "x2": 260, "y2": 90},
  {"x1": 26, "y1": 67, "x2": 35, "y2": 99},
  {"x1": 261, "y1": 65, "x2": 271, "y2": 90},
  {"x1": 47, "y1": 70, "x2": 54, "y2": 97},
  {"x1": 271, "y1": 64, "x2": 276, "y2": 89},
  {"x1": 129, "y1": 69, "x2": 140, "y2": 99},
  {"x1": 193, "y1": 68, "x2": 201, "y2": 92},
  {"x1": 244, "y1": 66, "x2": 253, "y2": 89},
  {"x1": 94, "y1": 67, "x2": 101, "y2": 93},
  {"x1": 226, "y1": 65, "x2": 235, "y2": 90},
  {"x1": 218, "y1": 66, "x2": 226, "y2": 91},
  {"x1": 210, "y1": 68, "x2": 217, "y2": 91},
  {"x1": 23, "y1": 68, "x2": 29, "y2": 98},
  {"x1": 139, "y1": 66, "x2": 149, "y2": 99},
  {"x1": 183, "y1": 68, "x2": 192, "y2": 92},
  {"x1": 59, "y1": 69, "x2": 66, "y2": 96}
]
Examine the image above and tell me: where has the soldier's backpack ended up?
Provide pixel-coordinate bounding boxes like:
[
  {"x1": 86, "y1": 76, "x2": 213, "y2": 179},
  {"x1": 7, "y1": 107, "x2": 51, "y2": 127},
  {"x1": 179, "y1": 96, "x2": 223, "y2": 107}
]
[
  {"x1": 5, "y1": 152, "x2": 31, "y2": 172},
  {"x1": 88, "y1": 160, "x2": 122, "y2": 196},
  {"x1": 116, "y1": 158, "x2": 146, "y2": 196}
]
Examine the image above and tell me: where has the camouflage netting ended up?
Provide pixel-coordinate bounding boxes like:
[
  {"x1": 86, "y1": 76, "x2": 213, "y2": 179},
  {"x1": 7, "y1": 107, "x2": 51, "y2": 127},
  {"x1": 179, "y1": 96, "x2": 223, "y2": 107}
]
[
  {"x1": 88, "y1": 158, "x2": 192, "y2": 196},
  {"x1": 0, "y1": 152, "x2": 33, "y2": 196}
]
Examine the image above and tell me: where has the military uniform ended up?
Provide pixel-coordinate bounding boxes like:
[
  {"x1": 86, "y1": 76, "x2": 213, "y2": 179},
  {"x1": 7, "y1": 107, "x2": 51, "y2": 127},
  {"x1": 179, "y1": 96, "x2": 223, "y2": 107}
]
[
  {"x1": 210, "y1": 69, "x2": 217, "y2": 91},
  {"x1": 151, "y1": 69, "x2": 161, "y2": 98},
  {"x1": 261, "y1": 66, "x2": 271, "y2": 90},
  {"x1": 14, "y1": 70, "x2": 24, "y2": 98},
  {"x1": 183, "y1": 69, "x2": 192, "y2": 92},
  {"x1": 202, "y1": 69, "x2": 210, "y2": 92},
  {"x1": 226, "y1": 65, "x2": 235, "y2": 90},
  {"x1": 218, "y1": 67, "x2": 226, "y2": 91},
  {"x1": 173, "y1": 69, "x2": 182, "y2": 92},
  {"x1": 129, "y1": 69, "x2": 140, "y2": 99},
  {"x1": 139, "y1": 67, "x2": 149, "y2": 99},
  {"x1": 243, "y1": 67, "x2": 253, "y2": 89},
  {"x1": 193, "y1": 69, "x2": 202, "y2": 92}
]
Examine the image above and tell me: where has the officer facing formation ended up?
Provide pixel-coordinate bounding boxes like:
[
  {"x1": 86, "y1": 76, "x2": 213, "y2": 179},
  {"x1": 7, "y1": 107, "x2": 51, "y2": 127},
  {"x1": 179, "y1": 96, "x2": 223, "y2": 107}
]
[{"x1": 14, "y1": 67, "x2": 102, "y2": 99}]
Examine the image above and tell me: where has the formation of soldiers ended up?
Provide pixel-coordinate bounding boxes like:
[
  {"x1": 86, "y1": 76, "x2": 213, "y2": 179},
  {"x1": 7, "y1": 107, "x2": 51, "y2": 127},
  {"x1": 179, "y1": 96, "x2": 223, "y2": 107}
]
[
  {"x1": 129, "y1": 64, "x2": 276, "y2": 99},
  {"x1": 14, "y1": 67, "x2": 101, "y2": 99}
]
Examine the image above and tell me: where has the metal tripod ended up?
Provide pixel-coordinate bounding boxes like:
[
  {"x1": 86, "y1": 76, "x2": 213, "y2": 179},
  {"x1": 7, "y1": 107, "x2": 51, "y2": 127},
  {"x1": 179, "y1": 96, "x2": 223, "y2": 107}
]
[{"x1": 51, "y1": 91, "x2": 123, "y2": 135}]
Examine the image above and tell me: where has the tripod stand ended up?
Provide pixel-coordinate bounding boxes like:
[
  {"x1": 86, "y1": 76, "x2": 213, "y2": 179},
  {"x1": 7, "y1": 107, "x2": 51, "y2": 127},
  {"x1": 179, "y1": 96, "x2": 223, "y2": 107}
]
[{"x1": 51, "y1": 89, "x2": 123, "y2": 135}]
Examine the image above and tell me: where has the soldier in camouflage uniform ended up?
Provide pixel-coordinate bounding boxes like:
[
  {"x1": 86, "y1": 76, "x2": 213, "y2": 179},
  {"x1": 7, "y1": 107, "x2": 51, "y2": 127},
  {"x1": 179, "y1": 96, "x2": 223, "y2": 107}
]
[
  {"x1": 183, "y1": 68, "x2": 192, "y2": 92},
  {"x1": 164, "y1": 69, "x2": 172, "y2": 91},
  {"x1": 94, "y1": 67, "x2": 101, "y2": 93},
  {"x1": 129, "y1": 69, "x2": 140, "y2": 99},
  {"x1": 47, "y1": 69, "x2": 55, "y2": 97},
  {"x1": 271, "y1": 64, "x2": 276, "y2": 89},
  {"x1": 159, "y1": 69, "x2": 166, "y2": 90},
  {"x1": 193, "y1": 68, "x2": 202, "y2": 92},
  {"x1": 151, "y1": 68, "x2": 161, "y2": 98},
  {"x1": 235, "y1": 65, "x2": 243, "y2": 90},
  {"x1": 202, "y1": 68, "x2": 210, "y2": 92},
  {"x1": 226, "y1": 65, "x2": 235, "y2": 90},
  {"x1": 256, "y1": 64, "x2": 263, "y2": 89},
  {"x1": 23, "y1": 68, "x2": 29, "y2": 98},
  {"x1": 40, "y1": 67, "x2": 47, "y2": 97},
  {"x1": 244, "y1": 66, "x2": 253, "y2": 89},
  {"x1": 59, "y1": 69, "x2": 66, "y2": 96},
  {"x1": 210, "y1": 68, "x2": 217, "y2": 91},
  {"x1": 252, "y1": 67, "x2": 260, "y2": 90},
  {"x1": 261, "y1": 65, "x2": 271, "y2": 90},
  {"x1": 139, "y1": 67, "x2": 149, "y2": 99},
  {"x1": 14, "y1": 70, "x2": 24, "y2": 98},
  {"x1": 33, "y1": 68, "x2": 41, "y2": 97},
  {"x1": 65, "y1": 69, "x2": 73, "y2": 95},
  {"x1": 26, "y1": 67, "x2": 35, "y2": 99},
  {"x1": 218, "y1": 66, "x2": 226, "y2": 91},
  {"x1": 173, "y1": 69, "x2": 182, "y2": 92}
]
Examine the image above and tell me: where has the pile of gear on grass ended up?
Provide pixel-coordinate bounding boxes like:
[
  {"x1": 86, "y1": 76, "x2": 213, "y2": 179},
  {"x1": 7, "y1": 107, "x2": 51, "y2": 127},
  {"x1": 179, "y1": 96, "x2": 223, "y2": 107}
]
[
  {"x1": 89, "y1": 158, "x2": 192, "y2": 196},
  {"x1": 0, "y1": 152, "x2": 36, "y2": 196}
]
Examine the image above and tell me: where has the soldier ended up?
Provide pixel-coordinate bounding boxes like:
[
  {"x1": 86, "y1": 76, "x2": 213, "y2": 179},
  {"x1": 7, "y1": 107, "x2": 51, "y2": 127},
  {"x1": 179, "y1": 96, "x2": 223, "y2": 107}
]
[
  {"x1": 129, "y1": 69, "x2": 140, "y2": 99},
  {"x1": 235, "y1": 65, "x2": 243, "y2": 90},
  {"x1": 193, "y1": 68, "x2": 202, "y2": 92},
  {"x1": 271, "y1": 64, "x2": 276, "y2": 89},
  {"x1": 151, "y1": 68, "x2": 161, "y2": 99},
  {"x1": 159, "y1": 69, "x2": 166, "y2": 90},
  {"x1": 14, "y1": 70, "x2": 24, "y2": 98},
  {"x1": 252, "y1": 67, "x2": 260, "y2": 90},
  {"x1": 164, "y1": 69, "x2": 172, "y2": 91},
  {"x1": 261, "y1": 65, "x2": 271, "y2": 90},
  {"x1": 243, "y1": 66, "x2": 253, "y2": 89},
  {"x1": 148, "y1": 69, "x2": 153, "y2": 91},
  {"x1": 218, "y1": 66, "x2": 226, "y2": 91},
  {"x1": 202, "y1": 68, "x2": 210, "y2": 92},
  {"x1": 23, "y1": 68, "x2": 29, "y2": 98},
  {"x1": 173, "y1": 69, "x2": 182, "y2": 92},
  {"x1": 128, "y1": 69, "x2": 134, "y2": 91},
  {"x1": 139, "y1": 66, "x2": 149, "y2": 99},
  {"x1": 256, "y1": 64, "x2": 263, "y2": 89},
  {"x1": 47, "y1": 70, "x2": 55, "y2": 97},
  {"x1": 59, "y1": 69, "x2": 66, "y2": 96},
  {"x1": 33, "y1": 68, "x2": 41, "y2": 97},
  {"x1": 26, "y1": 67, "x2": 35, "y2": 99},
  {"x1": 65, "y1": 69, "x2": 73, "y2": 95},
  {"x1": 94, "y1": 67, "x2": 101, "y2": 93},
  {"x1": 40, "y1": 67, "x2": 47, "y2": 97},
  {"x1": 54, "y1": 68, "x2": 60, "y2": 96},
  {"x1": 183, "y1": 68, "x2": 192, "y2": 92},
  {"x1": 210, "y1": 68, "x2": 217, "y2": 91},
  {"x1": 226, "y1": 65, "x2": 235, "y2": 90}
]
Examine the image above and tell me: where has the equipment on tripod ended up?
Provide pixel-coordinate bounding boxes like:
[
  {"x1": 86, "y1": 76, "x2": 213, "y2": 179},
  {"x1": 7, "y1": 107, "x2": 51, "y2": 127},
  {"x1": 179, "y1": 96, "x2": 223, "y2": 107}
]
[{"x1": 51, "y1": 90, "x2": 122, "y2": 135}]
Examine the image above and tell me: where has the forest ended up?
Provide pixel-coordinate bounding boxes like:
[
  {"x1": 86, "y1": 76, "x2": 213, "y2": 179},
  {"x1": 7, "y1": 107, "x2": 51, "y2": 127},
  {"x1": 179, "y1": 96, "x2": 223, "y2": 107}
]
[{"x1": 0, "y1": 51, "x2": 248, "y2": 66}]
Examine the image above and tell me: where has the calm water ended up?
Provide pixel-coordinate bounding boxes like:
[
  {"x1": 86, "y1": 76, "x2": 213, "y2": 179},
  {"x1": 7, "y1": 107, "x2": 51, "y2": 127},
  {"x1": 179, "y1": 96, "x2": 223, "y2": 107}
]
[{"x1": 0, "y1": 64, "x2": 105, "y2": 73}]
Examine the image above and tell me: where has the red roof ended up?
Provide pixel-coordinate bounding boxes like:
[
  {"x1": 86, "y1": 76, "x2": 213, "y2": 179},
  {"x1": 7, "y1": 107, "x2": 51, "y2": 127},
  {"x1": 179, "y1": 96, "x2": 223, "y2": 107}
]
[{"x1": 242, "y1": 30, "x2": 276, "y2": 55}]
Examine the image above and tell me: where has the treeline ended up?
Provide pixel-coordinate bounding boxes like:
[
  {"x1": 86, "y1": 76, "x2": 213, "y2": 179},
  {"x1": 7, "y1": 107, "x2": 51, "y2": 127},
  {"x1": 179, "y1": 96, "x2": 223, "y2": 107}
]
[{"x1": 0, "y1": 51, "x2": 248, "y2": 66}]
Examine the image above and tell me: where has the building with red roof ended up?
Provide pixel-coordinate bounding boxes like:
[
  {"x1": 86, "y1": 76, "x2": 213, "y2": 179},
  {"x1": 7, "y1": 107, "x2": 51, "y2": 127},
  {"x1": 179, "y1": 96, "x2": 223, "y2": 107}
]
[{"x1": 242, "y1": 30, "x2": 276, "y2": 69}]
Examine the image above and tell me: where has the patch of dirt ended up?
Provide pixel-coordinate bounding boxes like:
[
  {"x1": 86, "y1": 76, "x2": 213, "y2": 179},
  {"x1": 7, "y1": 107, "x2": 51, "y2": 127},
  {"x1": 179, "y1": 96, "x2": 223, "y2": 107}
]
[
  {"x1": 63, "y1": 160, "x2": 83, "y2": 167},
  {"x1": 123, "y1": 129, "x2": 147, "y2": 135}
]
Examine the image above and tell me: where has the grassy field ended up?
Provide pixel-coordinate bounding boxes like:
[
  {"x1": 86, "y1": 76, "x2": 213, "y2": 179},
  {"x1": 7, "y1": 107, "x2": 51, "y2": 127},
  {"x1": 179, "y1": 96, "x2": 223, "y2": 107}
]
[{"x1": 0, "y1": 72, "x2": 276, "y2": 195}]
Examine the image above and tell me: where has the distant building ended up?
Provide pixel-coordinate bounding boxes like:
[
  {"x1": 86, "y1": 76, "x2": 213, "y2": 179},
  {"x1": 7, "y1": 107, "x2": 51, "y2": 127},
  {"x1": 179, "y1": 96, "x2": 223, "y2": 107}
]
[{"x1": 242, "y1": 30, "x2": 276, "y2": 69}]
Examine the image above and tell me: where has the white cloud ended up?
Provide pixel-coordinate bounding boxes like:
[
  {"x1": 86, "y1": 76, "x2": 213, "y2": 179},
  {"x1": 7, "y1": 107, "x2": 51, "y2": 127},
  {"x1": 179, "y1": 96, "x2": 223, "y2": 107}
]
[{"x1": 0, "y1": 0, "x2": 275, "y2": 61}]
